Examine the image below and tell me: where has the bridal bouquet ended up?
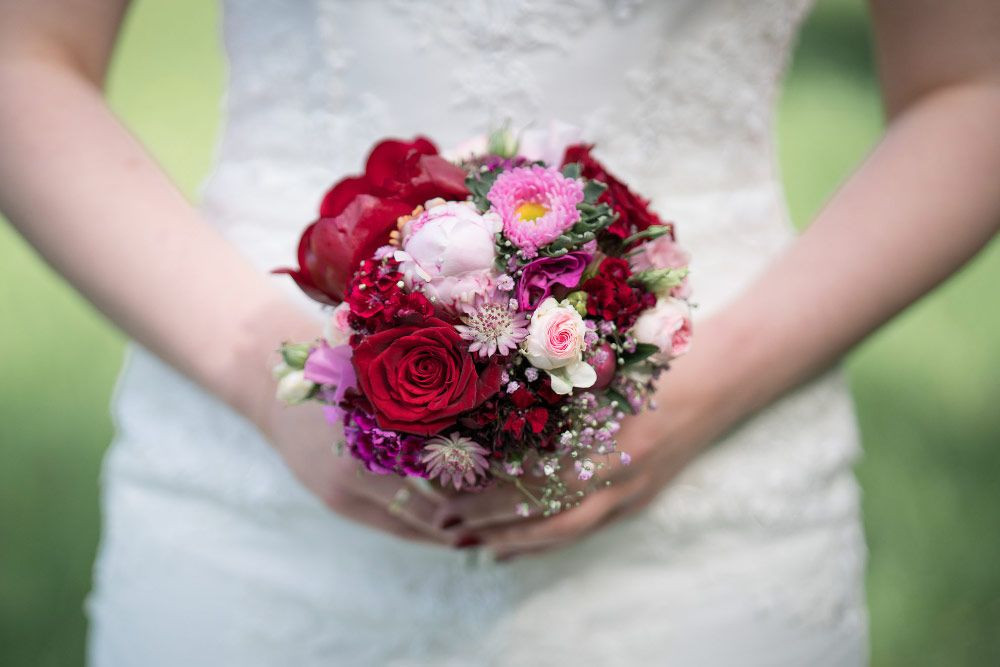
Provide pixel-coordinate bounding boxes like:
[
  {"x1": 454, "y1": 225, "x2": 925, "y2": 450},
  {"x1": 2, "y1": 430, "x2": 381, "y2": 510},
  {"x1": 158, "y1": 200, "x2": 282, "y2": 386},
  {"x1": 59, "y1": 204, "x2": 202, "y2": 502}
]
[{"x1": 273, "y1": 128, "x2": 692, "y2": 515}]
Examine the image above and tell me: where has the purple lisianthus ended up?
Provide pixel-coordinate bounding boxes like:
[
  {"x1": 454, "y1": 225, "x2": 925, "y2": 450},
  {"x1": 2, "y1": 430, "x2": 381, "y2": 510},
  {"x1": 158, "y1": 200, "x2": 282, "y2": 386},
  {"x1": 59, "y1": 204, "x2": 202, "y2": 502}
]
[
  {"x1": 517, "y1": 251, "x2": 591, "y2": 311},
  {"x1": 343, "y1": 409, "x2": 428, "y2": 477},
  {"x1": 304, "y1": 343, "x2": 356, "y2": 423}
]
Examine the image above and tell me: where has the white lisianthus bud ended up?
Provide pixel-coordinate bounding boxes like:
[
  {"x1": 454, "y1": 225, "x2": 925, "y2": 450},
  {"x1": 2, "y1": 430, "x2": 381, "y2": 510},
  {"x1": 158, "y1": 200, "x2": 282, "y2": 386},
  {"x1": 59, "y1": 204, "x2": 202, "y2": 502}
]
[
  {"x1": 272, "y1": 361, "x2": 293, "y2": 380},
  {"x1": 275, "y1": 369, "x2": 314, "y2": 404}
]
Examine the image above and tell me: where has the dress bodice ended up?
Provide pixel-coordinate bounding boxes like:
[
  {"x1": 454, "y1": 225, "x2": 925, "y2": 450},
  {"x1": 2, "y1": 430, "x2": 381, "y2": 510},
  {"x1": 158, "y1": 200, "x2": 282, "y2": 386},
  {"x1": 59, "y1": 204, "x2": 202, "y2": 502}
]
[{"x1": 205, "y1": 0, "x2": 814, "y2": 311}]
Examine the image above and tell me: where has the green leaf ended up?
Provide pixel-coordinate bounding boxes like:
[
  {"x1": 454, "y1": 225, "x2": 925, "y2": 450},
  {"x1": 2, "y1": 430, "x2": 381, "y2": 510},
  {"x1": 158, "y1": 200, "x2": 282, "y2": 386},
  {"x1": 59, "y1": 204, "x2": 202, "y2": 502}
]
[
  {"x1": 466, "y1": 167, "x2": 502, "y2": 212},
  {"x1": 604, "y1": 388, "x2": 634, "y2": 414},
  {"x1": 561, "y1": 162, "x2": 582, "y2": 180},
  {"x1": 620, "y1": 223, "x2": 672, "y2": 248},
  {"x1": 621, "y1": 342, "x2": 660, "y2": 368},
  {"x1": 583, "y1": 179, "x2": 607, "y2": 204}
]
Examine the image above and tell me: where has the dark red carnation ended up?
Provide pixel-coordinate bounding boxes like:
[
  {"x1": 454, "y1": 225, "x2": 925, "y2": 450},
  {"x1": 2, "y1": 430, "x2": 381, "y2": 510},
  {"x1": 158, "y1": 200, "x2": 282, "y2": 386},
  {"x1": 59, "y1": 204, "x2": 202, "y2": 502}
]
[
  {"x1": 562, "y1": 144, "x2": 669, "y2": 241},
  {"x1": 583, "y1": 257, "x2": 656, "y2": 329},
  {"x1": 276, "y1": 137, "x2": 469, "y2": 304},
  {"x1": 351, "y1": 317, "x2": 501, "y2": 435},
  {"x1": 345, "y1": 258, "x2": 433, "y2": 331}
]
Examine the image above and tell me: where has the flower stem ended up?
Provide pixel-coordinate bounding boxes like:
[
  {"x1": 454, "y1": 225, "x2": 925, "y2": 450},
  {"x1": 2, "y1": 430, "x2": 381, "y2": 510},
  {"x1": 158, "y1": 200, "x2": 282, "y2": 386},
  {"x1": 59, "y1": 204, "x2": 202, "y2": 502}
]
[{"x1": 492, "y1": 468, "x2": 546, "y2": 509}]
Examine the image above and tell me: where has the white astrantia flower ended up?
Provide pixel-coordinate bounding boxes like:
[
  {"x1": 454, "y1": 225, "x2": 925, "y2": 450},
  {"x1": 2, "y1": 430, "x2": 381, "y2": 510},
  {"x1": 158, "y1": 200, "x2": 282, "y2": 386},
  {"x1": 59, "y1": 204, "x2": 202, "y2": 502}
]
[
  {"x1": 421, "y1": 433, "x2": 490, "y2": 490},
  {"x1": 454, "y1": 293, "x2": 529, "y2": 358}
]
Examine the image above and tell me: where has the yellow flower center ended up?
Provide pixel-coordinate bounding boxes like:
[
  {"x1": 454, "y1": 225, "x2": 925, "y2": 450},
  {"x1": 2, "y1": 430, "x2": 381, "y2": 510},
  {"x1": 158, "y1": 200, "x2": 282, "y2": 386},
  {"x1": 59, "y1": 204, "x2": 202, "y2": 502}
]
[{"x1": 515, "y1": 202, "x2": 548, "y2": 223}]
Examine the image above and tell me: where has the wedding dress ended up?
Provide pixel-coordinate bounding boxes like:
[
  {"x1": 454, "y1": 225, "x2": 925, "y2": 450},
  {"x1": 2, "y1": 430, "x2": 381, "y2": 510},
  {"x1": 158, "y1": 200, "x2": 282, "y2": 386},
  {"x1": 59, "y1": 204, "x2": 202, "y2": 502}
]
[{"x1": 86, "y1": 0, "x2": 869, "y2": 664}]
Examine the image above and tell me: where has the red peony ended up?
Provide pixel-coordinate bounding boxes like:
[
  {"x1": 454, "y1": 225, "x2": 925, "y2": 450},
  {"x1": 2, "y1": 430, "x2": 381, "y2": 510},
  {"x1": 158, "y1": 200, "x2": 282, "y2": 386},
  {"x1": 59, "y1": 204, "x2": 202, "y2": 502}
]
[
  {"x1": 582, "y1": 257, "x2": 656, "y2": 329},
  {"x1": 275, "y1": 138, "x2": 469, "y2": 304},
  {"x1": 351, "y1": 317, "x2": 502, "y2": 436},
  {"x1": 562, "y1": 144, "x2": 669, "y2": 241}
]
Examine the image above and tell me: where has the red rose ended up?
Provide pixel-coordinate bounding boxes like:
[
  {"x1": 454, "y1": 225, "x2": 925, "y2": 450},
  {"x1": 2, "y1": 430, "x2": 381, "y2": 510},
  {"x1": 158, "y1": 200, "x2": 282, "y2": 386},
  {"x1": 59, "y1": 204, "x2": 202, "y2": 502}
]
[
  {"x1": 276, "y1": 138, "x2": 469, "y2": 304},
  {"x1": 562, "y1": 144, "x2": 668, "y2": 241},
  {"x1": 351, "y1": 317, "x2": 502, "y2": 435}
]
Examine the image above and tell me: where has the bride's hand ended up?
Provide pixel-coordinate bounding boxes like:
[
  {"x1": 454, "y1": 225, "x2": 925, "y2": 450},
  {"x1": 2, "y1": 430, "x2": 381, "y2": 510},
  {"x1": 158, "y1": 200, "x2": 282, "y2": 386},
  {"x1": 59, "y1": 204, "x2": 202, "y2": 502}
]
[
  {"x1": 258, "y1": 399, "x2": 459, "y2": 545},
  {"x1": 440, "y1": 325, "x2": 735, "y2": 560},
  {"x1": 442, "y1": 399, "x2": 709, "y2": 560}
]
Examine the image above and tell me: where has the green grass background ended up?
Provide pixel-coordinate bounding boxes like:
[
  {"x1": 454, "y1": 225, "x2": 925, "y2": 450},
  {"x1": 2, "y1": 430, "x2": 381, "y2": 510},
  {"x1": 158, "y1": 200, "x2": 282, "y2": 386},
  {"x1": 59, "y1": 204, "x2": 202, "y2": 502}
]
[{"x1": 1, "y1": 1, "x2": 998, "y2": 664}]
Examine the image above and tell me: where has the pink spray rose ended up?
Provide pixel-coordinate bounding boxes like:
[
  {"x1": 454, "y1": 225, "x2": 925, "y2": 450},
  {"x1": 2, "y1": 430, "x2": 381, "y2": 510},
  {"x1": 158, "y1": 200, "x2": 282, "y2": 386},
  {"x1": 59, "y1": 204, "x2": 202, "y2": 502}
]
[
  {"x1": 631, "y1": 297, "x2": 693, "y2": 361},
  {"x1": 521, "y1": 297, "x2": 597, "y2": 395}
]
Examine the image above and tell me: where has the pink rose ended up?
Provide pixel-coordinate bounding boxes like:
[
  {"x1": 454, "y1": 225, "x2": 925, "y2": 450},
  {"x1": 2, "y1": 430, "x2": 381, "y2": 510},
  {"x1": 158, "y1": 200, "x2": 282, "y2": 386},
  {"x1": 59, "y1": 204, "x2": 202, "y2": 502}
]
[
  {"x1": 396, "y1": 201, "x2": 500, "y2": 307},
  {"x1": 522, "y1": 297, "x2": 596, "y2": 395},
  {"x1": 632, "y1": 297, "x2": 693, "y2": 361}
]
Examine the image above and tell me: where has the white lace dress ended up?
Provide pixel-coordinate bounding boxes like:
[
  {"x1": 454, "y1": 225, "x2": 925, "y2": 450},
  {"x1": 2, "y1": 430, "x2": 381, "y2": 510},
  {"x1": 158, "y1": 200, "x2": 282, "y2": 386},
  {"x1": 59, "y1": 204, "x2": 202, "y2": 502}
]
[{"x1": 86, "y1": 1, "x2": 869, "y2": 664}]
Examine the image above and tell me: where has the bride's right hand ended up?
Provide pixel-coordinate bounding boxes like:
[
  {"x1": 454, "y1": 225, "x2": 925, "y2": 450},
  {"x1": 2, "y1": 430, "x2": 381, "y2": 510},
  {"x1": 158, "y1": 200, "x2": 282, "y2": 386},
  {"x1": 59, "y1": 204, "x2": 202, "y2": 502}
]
[{"x1": 257, "y1": 398, "x2": 459, "y2": 546}]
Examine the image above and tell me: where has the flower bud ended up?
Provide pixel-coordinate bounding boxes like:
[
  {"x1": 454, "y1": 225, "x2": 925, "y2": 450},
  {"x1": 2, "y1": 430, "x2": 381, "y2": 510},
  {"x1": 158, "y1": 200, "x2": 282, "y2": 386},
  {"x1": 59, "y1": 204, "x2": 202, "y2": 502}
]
[
  {"x1": 627, "y1": 267, "x2": 688, "y2": 297},
  {"x1": 275, "y1": 369, "x2": 315, "y2": 404},
  {"x1": 487, "y1": 122, "x2": 519, "y2": 158},
  {"x1": 280, "y1": 343, "x2": 312, "y2": 369},
  {"x1": 565, "y1": 290, "x2": 588, "y2": 317}
]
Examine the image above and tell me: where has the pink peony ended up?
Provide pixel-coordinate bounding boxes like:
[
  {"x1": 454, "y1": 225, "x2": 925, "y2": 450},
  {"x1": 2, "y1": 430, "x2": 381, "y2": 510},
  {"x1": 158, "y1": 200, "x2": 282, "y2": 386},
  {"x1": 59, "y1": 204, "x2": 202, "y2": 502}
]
[
  {"x1": 487, "y1": 166, "x2": 584, "y2": 255},
  {"x1": 396, "y1": 200, "x2": 500, "y2": 307}
]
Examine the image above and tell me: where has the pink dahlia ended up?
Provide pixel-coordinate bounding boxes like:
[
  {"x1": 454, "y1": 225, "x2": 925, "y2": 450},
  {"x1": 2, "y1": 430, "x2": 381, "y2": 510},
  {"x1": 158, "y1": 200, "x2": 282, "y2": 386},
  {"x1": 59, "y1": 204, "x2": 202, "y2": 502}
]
[{"x1": 487, "y1": 166, "x2": 584, "y2": 254}]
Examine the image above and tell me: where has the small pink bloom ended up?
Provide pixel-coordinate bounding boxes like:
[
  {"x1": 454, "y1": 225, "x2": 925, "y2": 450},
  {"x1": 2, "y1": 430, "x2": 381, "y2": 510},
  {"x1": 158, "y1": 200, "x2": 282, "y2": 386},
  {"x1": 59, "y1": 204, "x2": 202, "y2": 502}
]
[{"x1": 324, "y1": 302, "x2": 353, "y2": 346}]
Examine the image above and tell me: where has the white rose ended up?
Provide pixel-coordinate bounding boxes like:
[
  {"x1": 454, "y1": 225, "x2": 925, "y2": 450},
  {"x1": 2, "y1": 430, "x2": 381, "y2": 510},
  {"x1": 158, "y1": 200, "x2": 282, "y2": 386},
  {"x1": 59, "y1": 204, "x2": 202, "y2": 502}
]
[
  {"x1": 275, "y1": 369, "x2": 314, "y2": 404},
  {"x1": 522, "y1": 297, "x2": 597, "y2": 395},
  {"x1": 632, "y1": 297, "x2": 693, "y2": 362},
  {"x1": 396, "y1": 200, "x2": 500, "y2": 307}
]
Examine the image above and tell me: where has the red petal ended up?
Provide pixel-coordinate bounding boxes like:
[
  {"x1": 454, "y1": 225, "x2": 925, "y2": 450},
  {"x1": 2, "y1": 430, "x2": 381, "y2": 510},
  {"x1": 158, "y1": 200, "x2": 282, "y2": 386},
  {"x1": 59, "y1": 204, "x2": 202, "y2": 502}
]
[
  {"x1": 319, "y1": 176, "x2": 372, "y2": 217},
  {"x1": 401, "y1": 154, "x2": 469, "y2": 204},
  {"x1": 308, "y1": 195, "x2": 412, "y2": 301},
  {"x1": 526, "y1": 407, "x2": 549, "y2": 434},
  {"x1": 365, "y1": 137, "x2": 439, "y2": 192}
]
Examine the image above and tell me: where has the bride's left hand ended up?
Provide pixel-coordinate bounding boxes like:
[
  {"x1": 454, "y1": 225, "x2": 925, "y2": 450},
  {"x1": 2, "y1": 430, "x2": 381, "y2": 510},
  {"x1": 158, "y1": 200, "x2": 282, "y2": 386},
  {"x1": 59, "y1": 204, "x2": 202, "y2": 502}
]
[{"x1": 441, "y1": 355, "x2": 723, "y2": 561}]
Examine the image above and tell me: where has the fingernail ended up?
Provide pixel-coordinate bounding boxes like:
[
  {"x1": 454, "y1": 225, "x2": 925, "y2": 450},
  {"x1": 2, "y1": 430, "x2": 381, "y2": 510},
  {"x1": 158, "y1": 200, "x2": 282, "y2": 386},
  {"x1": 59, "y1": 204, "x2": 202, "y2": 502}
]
[
  {"x1": 455, "y1": 534, "x2": 481, "y2": 549},
  {"x1": 440, "y1": 515, "x2": 464, "y2": 530}
]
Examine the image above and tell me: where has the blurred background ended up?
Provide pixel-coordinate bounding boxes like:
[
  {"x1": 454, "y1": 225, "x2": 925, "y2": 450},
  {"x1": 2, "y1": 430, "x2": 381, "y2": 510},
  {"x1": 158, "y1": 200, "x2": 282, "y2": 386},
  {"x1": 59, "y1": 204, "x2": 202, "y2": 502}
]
[{"x1": 1, "y1": 0, "x2": 998, "y2": 664}]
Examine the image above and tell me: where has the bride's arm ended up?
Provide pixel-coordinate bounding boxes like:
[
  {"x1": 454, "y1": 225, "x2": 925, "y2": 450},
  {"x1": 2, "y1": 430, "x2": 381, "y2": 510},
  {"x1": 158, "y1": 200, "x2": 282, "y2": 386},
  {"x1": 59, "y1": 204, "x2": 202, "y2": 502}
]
[
  {"x1": 0, "y1": 2, "x2": 453, "y2": 542},
  {"x1": 453, "y1": 0, "x2": 1000, "y2": 558}
]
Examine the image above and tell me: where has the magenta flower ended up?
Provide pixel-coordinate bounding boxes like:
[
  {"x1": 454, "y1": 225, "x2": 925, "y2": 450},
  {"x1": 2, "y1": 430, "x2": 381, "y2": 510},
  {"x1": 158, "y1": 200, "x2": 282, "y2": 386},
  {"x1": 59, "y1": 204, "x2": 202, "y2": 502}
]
[
  {"x1": 516, "y1": 251, "x2": 591, "y2": 311},
  {"x1": 487, "y1": 166, "x2": 584, "y2": 254},
  {"x1": 343, "y1": 409, "x2": 428, "y2": 477},
  {"x1": 304, "y1": 343, "x2": 356, "y2": 423}
]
